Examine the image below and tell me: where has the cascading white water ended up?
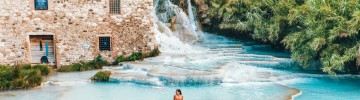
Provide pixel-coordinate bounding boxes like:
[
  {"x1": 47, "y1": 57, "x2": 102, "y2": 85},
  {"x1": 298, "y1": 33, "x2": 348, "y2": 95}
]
[
  {"x1": 104, "y1": 0, "x2": 300, "y2": 86},
  {"x1": 187, "y1": 0, "x2": 197, "y2": 30},
  {"x1": 153, "y1": 0, "x2": 202, "y2": 52}
]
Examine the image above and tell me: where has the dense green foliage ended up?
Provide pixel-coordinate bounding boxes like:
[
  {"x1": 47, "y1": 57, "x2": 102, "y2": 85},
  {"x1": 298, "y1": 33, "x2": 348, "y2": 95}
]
[
  {"x1": 205, "y1": 0, "x2": 360, "y2": 74},
  {"x1": 127, "y1": 52, "x2": 144, "y2": 61},
  {"x1": 112, "y1": 48, "x2": 161, "y2": 65},
  {"x1": 111, "y1": 52, "x2": 143, "y2": 65},
  {"x1": 0, "y1": 64, "x2": 51, "y2": 90},
  {"x1": 58, "y1": 55, "x2": 109, "y2": 72},
  {"x1": 31, "y1": 65, "x2": 51, "y2": 76},
  {"x1": 112, "y1": 55, "x2": 127, "y2": 65},
  {"x1": 91, "y1": 71, "x2": 111, "y2": 82}
]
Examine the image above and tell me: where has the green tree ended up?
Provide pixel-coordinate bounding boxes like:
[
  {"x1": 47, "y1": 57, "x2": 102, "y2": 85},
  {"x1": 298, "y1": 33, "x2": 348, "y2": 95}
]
[{"x1": 205, "y1": 0, "x2": 360, "y2": 74}]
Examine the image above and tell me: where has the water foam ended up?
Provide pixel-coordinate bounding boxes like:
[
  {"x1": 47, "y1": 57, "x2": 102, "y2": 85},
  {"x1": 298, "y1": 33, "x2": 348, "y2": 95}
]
[
  {"x1": 153, "y1": 0, "x2": 203, "y2": 53},
  {"x1": 106, "y1": 0, "x2": 352, "y2": 90},
  {"x1": 43, "y1": 81, "x2": 90, "y2": 86}
]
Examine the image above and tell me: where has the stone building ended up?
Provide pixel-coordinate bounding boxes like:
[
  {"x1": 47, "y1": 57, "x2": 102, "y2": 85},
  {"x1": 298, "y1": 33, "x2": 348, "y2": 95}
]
[{"x1": 0, "y1": 0, "x2": 157, "y2": 67}]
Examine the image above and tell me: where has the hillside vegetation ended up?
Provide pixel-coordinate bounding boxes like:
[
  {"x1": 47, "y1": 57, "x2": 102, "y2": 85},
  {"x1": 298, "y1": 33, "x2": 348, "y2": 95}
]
[{"x1": 201, "y1": 0, "x2": 360, "y2": 74}]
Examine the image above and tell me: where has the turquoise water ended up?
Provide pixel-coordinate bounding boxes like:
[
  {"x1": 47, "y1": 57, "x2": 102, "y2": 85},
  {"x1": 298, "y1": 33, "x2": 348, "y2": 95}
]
[
  {"x1": 289, "y1": 77, "x2": 360, "y2": 100},
  {"x1": 1, "y1": 33, "x2": 360, "y2": 100},
  {"x1": 0, "y1": 71, "x2": 293, "y2": 100}
]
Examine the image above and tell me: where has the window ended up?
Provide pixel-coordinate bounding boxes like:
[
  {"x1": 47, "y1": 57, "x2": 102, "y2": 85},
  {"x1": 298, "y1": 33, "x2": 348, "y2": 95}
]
[
  {"x1": 35, "y1": 0, "x2": 48, "y2": 10},
  {"x1": 109, "y1": 0, "x2": 121, "y2": 14},
  {"x1": 99, "y1": 36, "x2": 111, "y2": 51}
]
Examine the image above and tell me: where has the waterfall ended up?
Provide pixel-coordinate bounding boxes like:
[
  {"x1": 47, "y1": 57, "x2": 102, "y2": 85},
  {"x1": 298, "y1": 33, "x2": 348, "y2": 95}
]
[
  {"x1": 187, "y1": 0, "x2": 196, "y2": 30},
  {"x1": 153, "y1": 0, "x2": 202, "y2": 52}
]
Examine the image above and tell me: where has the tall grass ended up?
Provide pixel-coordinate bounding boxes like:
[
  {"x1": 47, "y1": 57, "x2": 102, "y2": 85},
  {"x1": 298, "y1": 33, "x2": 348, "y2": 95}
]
[
  {"x1": 58, "y1": 55, "x2": 109, "y2": 72},
  {"x1": 112, "y1": 48, "x2": 161, "y2": 65},
  {"x1": 91, "y1": 71, "x2": 111, "y2": 82},
  {"x1": 59, "y1": 48, "x2": 161, "y2": 71},
  {"x1": 0, "y1": 64, "x2": 50, "y2": 91}
]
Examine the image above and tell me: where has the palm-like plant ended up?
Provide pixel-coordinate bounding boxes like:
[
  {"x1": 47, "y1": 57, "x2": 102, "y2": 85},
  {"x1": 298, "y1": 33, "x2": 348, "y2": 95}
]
[{"x1": 204, "y1": 0, "x2": 360, "y2": 74}]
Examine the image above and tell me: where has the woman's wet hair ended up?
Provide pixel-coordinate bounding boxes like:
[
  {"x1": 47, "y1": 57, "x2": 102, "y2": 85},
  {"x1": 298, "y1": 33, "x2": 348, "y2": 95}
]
[{"x1": 176, "y1": 89, "x2": 182, "y2": 95}]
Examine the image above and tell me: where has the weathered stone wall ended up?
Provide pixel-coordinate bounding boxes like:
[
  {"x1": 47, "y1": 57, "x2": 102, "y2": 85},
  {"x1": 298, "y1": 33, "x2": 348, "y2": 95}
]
[{"x1": 0, "y1": 0, "x2": 157, "y2": 67}]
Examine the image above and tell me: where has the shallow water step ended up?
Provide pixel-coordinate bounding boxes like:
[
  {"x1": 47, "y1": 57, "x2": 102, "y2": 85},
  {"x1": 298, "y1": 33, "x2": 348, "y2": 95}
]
[
  {"x1": 208, "y1": 50, "x2": 244, "y2": 53},
  {"x1": 200, "y1": 44, "x2": 244, "y2": 48},
  {"x1": 221, "y1": 56, "x2": 282, "y2": 61},
  {"x1": 236, "y1": 60, "x2": 295, "y2": 69},
  {"x1": 209, "y1": 48, "x2": 245, "y2": 53},
  {"x1": 209, "y1": 47, "x2": 244, "y2": 50},
  {"x1": 111, "y1": 72, "x2": 162, "y2": 86},
  {"x1": 201, "y1": 41, "x2": 242, "y2": 44},
  {"x1": 200, "y1": 44, "x2": 244, "y2": 46}
]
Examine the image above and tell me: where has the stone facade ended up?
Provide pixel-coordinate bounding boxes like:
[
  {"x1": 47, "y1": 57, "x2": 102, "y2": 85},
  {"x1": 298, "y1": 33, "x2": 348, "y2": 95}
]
[{"x1": 0, "y1": 0, "x2": 157, "y2": 67}]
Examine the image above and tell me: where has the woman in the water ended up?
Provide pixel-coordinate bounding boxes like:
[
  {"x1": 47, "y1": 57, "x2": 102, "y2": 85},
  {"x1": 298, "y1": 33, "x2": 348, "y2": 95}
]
[{"x1": 174, "y1": 89, "x2": 183, "y2": 100}]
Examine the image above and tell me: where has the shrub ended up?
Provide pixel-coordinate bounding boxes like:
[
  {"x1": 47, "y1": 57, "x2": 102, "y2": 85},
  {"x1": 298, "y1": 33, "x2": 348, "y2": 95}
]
[
  {"x1": 127, "y1": 52, "x2": 144, "y2": 61},
  {"x1": 9, "y1": 78, "x2": 26, "y2": 90},
  {"x1": 58, "y1": 63, "x2": 80, "y2": 72},
  {"x1": 0, "y1": 64, "x2": 50, "y2": 91},
  {"x1": 21, "y1": 64, "x2": 32, "y2": 70},
  {"x1": 112, "y1": 56, "x2": 126, "y2": 65},
  {"x1": 0, "y1": 66, "x2": 13, "y2": 81},
  {"x1": 32, "y1": 65, "x2": 51, "y2": 76},
  {"x1": 58, "y1": 55, "x2": 109, "y2": 72},
  {"x1": 84, "y1": 60, "x2": 97, "y2": 69},
  {"x1": 12, "y1": 65, "x2": 22, "y2": 79},
  {"x1": 57, "y1": 65, "x2": 72, "y2": 72},
  {"x1": 71, "y1": 63, "x2": 83, "y2": 71},
  {"x1": 147, "y1": 48, "x2": 161, "y2": 57},
  {"x1": 14, "y1": 69, "x2": 42, "y2": 89},
  {"x1": 0, "y1": 66, "x2": 12, "y2": 90},
  {"x1": 111, "y1": 49, "x2": 161, "y2": 65},
  {"x1": 79, "y1": 61, "x2": 91, "y2": 71},
  {"x1": 91, "y1": 71, "x2": 111, "y2": 82},
  {"x1": 95, "y1": 60, "x2": 108, "y2": 69},
  {"x1": 96, "y1": 55, "x2": 106, "y2": 63},
  {"x1": 0, "y1": 79, "x2": 10, "y2": 90},
  {"x1": 59, "y1": 63, "x2": 84, "y2": 72}
]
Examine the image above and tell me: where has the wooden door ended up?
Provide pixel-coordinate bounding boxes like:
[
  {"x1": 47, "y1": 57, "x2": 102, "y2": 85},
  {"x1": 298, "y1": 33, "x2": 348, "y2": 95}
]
[{"x1": 29, "y1": 35, "x2": 56, "y2": 64}]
